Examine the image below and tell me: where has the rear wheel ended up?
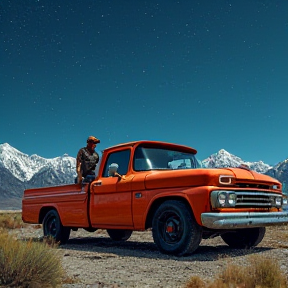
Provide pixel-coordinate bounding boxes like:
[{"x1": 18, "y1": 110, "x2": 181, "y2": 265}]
[
  {"x1": 221, "y1": 227, "x2": 266, "y2": 249},
  {"x1": 152, "y1": 200, "x2": 202, "y2": 256},
  {"x1": 42, "y1": 210, "x2": 70, "y2": 244},
  {"x1": 107, "y1": 229, "x2": 132, "y2": 241}
]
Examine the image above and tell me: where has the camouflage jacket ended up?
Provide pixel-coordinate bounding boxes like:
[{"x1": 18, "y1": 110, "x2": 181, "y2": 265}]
[{"x1": 76, "y1": 147, "x2": 99, "y2": 177}]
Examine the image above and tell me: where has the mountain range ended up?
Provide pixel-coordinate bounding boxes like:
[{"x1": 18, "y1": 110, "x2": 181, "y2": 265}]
[
  {"x1": 202, "y1": 149, "x2": 273, "y2": 173},
  {"x1": 0, "y1": 143, "x2": 287, "y2": 210},
  {"x1": 0, "y1": 143, "x2": 76, "y2": 209}
]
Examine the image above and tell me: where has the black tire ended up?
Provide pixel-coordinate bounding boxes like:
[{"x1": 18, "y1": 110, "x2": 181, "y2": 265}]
[
  {"x1": 106, "y1": 229, "x2": 132, "y2": 241},
  {"x1": 221, "y1": 227, "x2": 266, "y2": 249},
  {"x1": 152, "y1": 200, "x2": 202, "y2": 256},
  {"x1": 42, "y1": 210, "x2": 71, "y2": 244}
]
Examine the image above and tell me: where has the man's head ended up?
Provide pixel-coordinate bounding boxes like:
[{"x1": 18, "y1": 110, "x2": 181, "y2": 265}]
[{"x1": 86, "y1": 136, "x2": 100, "y2": 151}]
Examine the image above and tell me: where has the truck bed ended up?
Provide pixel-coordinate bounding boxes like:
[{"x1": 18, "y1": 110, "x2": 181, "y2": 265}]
[{"x1": 22, "y1": 183, "x2": 90, "y2": 227}]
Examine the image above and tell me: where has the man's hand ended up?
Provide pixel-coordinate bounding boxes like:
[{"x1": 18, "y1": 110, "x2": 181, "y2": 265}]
[{"x1": 77, "y1": 175, "x2": 83, "y2": 184}]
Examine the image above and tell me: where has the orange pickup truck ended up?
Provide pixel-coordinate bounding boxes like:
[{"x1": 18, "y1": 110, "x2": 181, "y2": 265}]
[{"x1": 22, "y1": 140, "x2": 288, "y2": 256}]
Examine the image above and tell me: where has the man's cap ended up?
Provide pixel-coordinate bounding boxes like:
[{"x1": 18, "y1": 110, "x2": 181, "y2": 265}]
[{"x1": 87, "y1": 136, "x2": 100, "y2": 144}]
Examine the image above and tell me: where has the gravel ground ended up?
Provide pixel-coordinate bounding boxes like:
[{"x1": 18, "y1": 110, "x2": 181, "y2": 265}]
[{"x1": 13, "y1": 224, "x2": 288, "y2": 288}]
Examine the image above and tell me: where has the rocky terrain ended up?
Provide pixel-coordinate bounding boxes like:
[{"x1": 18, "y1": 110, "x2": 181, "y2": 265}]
[{"x1": 12, "y1": 222, "x2": 288, "y2": 288}]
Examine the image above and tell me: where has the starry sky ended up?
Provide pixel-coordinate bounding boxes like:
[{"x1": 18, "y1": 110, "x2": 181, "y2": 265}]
[{"x1": 1, "y1": 0, "x2": 287, "y2": 165}]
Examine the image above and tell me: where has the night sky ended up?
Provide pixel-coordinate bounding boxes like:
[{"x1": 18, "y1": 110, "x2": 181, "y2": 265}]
[{"x1": 1, "y1": 0, "x2": 287, "y2": 165}]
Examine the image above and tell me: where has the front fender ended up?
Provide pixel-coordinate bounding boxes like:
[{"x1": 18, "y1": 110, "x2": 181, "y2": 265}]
[{"x1": 142, "y1": 187, "x2": 210, "y2": 229}]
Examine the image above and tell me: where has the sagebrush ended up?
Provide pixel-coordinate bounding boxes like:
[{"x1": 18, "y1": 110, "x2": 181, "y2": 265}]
[
  {"x1": 0, "y1": 211, "x2": 24, "y2": 229},
  {"x1": 184, "y1": 254, "x2": 288, "y2": 288},
  {"x1": 0, "y1": 232, "x2": 63, "y2": 287}
]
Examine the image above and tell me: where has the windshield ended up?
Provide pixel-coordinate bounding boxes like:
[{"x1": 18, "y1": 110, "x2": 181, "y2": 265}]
[{"x1": 133, "y1": 146, "x2": 202, "y2": 171}]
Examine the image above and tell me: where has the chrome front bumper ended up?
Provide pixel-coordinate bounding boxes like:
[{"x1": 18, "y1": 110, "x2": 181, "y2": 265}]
[{"x1": 201, "y1": 211, "x2": 288, "y2": 229}]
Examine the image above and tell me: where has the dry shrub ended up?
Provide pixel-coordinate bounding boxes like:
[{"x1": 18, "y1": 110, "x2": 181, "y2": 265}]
[
  {"x1": 247, "y1": 255, "x2": 288, "y2": 288},
  {"x1": 184, "y1": 255, "x2": 288, "y2": 288},
  {"x1": 32, "y1": 224, "x2": 42, "y2": 229},
  {"x1": 183, "y1": 276, "x2": 205, "y2": 288},
  {"x1": 42, "y1": 235, "x2": 60, "y2": 248},
  {"x1": 0, "y1": 232, "x2": 63, "y2": 287},
  {"x1": 0, "y1": 211, "x2": 24, "y2": 229}
]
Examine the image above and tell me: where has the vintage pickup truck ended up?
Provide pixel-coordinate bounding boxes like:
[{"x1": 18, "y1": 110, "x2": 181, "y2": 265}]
[{"x1": 22, "y1": 140, "x2": 288, "y2": 256}]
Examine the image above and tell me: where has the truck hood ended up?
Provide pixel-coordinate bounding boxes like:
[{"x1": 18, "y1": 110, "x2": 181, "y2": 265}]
[
  {"x1": 224, "y1": 167, "x2": 271, "y2": 181},
  {"x1": 144, "y1": 167, "x2": 280, "y2": 190}
]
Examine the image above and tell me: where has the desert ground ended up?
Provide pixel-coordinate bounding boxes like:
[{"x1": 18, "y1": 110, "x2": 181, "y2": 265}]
[{"x1": 10, "y1": 220, "x2": 288, "y2": 288}]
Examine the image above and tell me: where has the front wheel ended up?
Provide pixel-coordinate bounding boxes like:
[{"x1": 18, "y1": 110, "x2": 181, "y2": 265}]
[
  {"x1": 107, "y1": 229, "x2": 132, "y2": 241},
  {"x1": 42, "y1": 210, "x2": 71, "y2": 244},
  {"x1": 221, "y1": 227, "x2": 266, "y2": 249},
  {"x1": 152, "y1": 200, "x2": 202, "y2": 256}
]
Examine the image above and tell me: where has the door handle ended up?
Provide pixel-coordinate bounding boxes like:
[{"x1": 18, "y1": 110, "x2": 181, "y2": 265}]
[{"x1": 93, "y1": 181, "x2": 102, "y2": 186}]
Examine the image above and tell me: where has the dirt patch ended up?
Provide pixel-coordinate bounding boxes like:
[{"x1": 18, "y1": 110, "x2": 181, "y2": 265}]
[
  {"x1": 0, "y1": 210, "x2": 22, "y2": 214},
  {"x1": 11, "y1": 224, "x2": 288, "y2": 287}
]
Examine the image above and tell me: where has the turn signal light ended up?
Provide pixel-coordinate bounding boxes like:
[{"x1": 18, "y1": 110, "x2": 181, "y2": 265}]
[{"x1": 219, "y1": 175, "x2": 235, "y2": 185}]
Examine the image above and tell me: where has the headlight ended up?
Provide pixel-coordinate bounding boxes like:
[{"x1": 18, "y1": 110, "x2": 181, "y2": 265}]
[
  {"x1": 275, "y1": 196, "x2": 282, "y2": 207},
  {"x1": 283, "y1": 196, "x2": 288, "y2": 206},
  {"x1": 211, "y1": 191, "x2": 237, "y2": 208},
  {"x1": 218, "y1": 192, "x2": 226, "y2": 206},
  {"x1": 228, "y1": 193, "x2": 237, "y2": 206}
]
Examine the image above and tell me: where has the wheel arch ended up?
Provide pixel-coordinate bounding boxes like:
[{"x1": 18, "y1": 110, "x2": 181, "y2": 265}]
[
  {"x1": 39, "y1": 206, "x2": 58, "y2": 224},
  {"x1": 145, "y1": 196, "x2": 194, "y2": 229}
]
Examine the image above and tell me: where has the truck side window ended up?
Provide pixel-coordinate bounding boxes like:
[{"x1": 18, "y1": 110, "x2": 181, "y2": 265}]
[{"x1": 102, "y1": 149, "x2": 131, "y2": 177}]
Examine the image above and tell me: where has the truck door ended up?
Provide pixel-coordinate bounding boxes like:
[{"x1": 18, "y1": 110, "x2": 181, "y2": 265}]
[{"x1": 90, "y1": 149, "x2": 134, "y2": 227}]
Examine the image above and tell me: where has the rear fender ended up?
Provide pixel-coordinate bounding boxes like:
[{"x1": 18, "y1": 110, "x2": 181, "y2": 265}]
[{"x1": 39, "y1": 205, "x2": 59, "y2": 224}]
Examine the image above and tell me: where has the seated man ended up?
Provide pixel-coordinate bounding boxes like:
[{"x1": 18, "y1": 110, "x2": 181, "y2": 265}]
[{"x1": 76, "y1": 136, "x2": 100, "y2": 183}]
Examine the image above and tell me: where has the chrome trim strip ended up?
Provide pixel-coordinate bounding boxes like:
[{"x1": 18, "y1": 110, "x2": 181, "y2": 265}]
[
  {"x1": 201, "y1": 211, "x2": 288, "y2": 229},
  {"x1": 235, "y1": 191, "x2": 282, "y2": 197},
  {"x1": 24, "y1": 191, "x2": 86, "y2": 200}
]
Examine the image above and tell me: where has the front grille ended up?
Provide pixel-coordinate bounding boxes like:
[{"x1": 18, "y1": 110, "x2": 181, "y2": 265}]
[
  {"x1": 235, "y1": 183, "x2": 270, "y2": 190},
  {"x1": 235, "y1": 191, "x2": 281, "y2": 208}
]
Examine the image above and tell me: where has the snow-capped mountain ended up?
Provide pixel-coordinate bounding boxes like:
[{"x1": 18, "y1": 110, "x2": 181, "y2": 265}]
[
  {"x1": 0, "y1": 143, "x2": 77, "y2": 209},
  {"x1": 0, "y1": 143, "x2": 76, "y2": 182},
  {"x1": 202, "y1": 149, "x2": 272, "y2": 174},
  {"x1": 265, "y1": 158, "x2": 288, "y2": 193}
]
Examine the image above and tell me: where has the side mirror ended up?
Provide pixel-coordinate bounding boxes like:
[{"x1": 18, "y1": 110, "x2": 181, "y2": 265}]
[{"x1": 108, "y1": 163, "x2": 120, "y2": 177}]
